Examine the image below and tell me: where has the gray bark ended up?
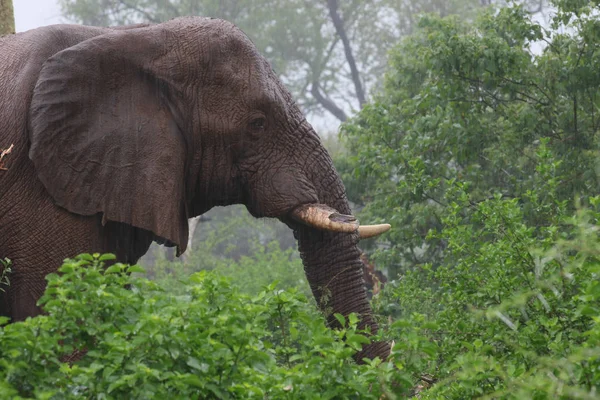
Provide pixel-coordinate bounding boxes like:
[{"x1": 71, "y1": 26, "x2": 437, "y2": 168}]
[{"x1": 180, "y1": 216, "x2": 200, "y2": 264}]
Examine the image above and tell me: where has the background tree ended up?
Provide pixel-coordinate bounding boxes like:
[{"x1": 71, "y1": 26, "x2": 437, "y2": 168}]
[
  {"x1": 59, "y1": 0, "x2": 490, "y2": 126},
  {"x1": 0, "y1": 0, "x2": 14, "y2": 35},
  {"x1": 340, "y1": 1, "x2": 600, "y2": 279}
]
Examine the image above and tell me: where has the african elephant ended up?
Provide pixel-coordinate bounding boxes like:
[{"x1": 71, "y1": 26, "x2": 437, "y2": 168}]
[{"x1": 0, "y1": 17, "x2": 390, "y2": 362}]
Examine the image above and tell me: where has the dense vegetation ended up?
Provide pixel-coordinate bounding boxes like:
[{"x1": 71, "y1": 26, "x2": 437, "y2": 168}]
[
  {"x1": 0, "y1": 255, "x2": 392, "y2": 398},
  {"x1": 3, "y1": 0, "x2": 600, "y2": 398},
  {"x1": 341, "y1": 0, "x2": 600, "y2": 396}
]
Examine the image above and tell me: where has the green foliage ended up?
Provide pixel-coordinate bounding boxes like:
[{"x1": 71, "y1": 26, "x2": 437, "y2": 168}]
[
  {"x1": 340, "y1": 1, "x2": 600, "y2": 397},
  {"x1": 150, "y1": 239, "x2": 309, "y2": 298},
  {"x1": 371, "y1": 194, "x2": 600, "y2": 399},
  {"x1": 341, "y1": 3, "x2": 600, "y2": 277},
  {"x1": 7, "y1": 218, "x2": 600, "y2": 398},
  {"x1": 213, "y1": 241, "x2": 308, "y2": 296},
  {"x1": 142, "y1": 205, "x2": 309, "y2": 296},
  {"x1": 0, "y1": 254, "x2": 402, "y2": 399}
]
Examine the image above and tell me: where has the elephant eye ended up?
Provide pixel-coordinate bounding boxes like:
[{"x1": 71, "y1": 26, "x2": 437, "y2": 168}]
[{"x1": 249, "y1": 117, "x2": 266, "y2": 131}]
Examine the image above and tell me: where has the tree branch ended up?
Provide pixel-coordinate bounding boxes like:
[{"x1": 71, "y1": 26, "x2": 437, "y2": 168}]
[
  {"x1": 326, "y1": 0, "x2": 366, "y2": 108},
  {"x1": 311, "y1": 83, "x2": 348, "y2": 122}
]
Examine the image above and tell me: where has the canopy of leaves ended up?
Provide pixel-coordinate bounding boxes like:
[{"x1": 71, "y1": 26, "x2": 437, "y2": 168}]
[{"x1": 340, "y1": 2, "x2": 600, "y2": 277}]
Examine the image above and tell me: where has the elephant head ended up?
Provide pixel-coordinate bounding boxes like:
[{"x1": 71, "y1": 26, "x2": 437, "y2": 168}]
[{"x1": 27, "y1": 17, "x2": 391, "y2": 362}]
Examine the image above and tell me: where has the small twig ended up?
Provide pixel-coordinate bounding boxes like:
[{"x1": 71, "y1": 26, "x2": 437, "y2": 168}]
[
  {"x1": 420, "y1": 374, "x2": 436, "y2": 385},
  {"x1": 0, "y1": 144, "x2": 14, "y2": 171}
]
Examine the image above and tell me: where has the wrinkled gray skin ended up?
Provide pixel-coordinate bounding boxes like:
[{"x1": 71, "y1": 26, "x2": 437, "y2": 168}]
[{"x1": 0, "y1": 17, "x2": 390, "y2": 361}]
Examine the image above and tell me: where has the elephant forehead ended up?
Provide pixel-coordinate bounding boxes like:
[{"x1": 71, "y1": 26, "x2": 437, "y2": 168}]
[
  {"x1": 202, "y1": 64, "x2": 276, "y2": 107},
  {"x1": 158, "y1": 19, "x2": 280, "y2": 107},
  {"x1": 202, "y1": 44, "x2": 269, "y2": 83},
  {"x1": 188, "y1": 20, "x2": 261, "y2": 67}
]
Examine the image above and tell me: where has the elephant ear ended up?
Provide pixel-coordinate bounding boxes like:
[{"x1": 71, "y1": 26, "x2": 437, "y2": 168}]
[{"x1": 29, "y1": 28, "x2": 190, "y2": 254}]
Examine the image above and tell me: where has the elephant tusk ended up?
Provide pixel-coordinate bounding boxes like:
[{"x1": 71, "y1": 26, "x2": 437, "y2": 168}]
[
  {"x1": 358, "y1": 224, "x2": 391, "y2": 239},
  {"x1": 290, "y1": 203, "x2": 359, "y2": 233},
  {"x1": 290, "y1": 204, "x2": 392, "y2": 239}
]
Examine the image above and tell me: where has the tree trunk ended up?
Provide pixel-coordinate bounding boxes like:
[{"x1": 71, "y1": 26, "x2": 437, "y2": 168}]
[
  {"x1": 165, "y1": 246, "x2": 176, "y2": 262},
  {"x1": 311, "y1": 83, "x2": 348, "y2": 122},
  {"x1": 187, "y1": 216, "x2": 200, "y2": 252},
  {"x1": 180, "y1": 216, "x2": 201, "y2": 264},
  {"x1": 326, "y1": 0, "x2": 366, "y2": 108},
  {"x1": 0, "y1": 0, "x2": 14, "y2": 36}
]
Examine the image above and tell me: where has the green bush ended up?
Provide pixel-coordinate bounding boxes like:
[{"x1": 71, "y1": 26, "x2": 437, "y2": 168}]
[
  {"x1": 5, "y1": 206, "x2": 599, "y2": 399},
  {"x1": 374, "y1": 194, "x2": 600, "y2": 399},
  {"x1": 146, "y1": 238, "x2": 309, "y2": 298},
  {"x1": 0, "y1": 255, "x2": 397, "y2": 399}
]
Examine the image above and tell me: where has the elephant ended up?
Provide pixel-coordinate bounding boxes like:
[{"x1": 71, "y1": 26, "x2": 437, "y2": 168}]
[{"x1": 0, "y1": 17, "x2": 391, "y2": 362}]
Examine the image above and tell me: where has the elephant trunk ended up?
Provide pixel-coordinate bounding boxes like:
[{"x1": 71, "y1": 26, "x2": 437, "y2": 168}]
[
  {"x1": 295, "y1": 227, "x2": 391, "y2": 362},
  {"x1": 291, "y1": 148, "x2": 391, "y2": 362}
]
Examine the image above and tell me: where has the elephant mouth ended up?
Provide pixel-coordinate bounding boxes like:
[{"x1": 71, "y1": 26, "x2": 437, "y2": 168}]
[{"x1": 289, "y1": 203, "x2": 391, "y2": 239}]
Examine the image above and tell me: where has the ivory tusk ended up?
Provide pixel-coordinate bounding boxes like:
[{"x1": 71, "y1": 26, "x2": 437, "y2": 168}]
[
  {"x1": 358, "y1": 224, "x2": 391, "y2": 239},
  {"x1": 290, "y1": 203, "x2": 359, "y2": 233},
  {"x1": 291, "y1": 204, "x2": 392, "y2": 238}
]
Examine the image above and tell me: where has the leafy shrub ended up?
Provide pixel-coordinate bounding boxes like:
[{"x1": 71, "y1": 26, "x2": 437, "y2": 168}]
[
  {"x1": 0, "y1": 254, "x2": 396, "y2": 399},
  {"x1": 373, "y1": 193, "x2": 600, "y2": 399},
  {"x1": 146, "y1": 238, "x2": 309, "y2": 298}
]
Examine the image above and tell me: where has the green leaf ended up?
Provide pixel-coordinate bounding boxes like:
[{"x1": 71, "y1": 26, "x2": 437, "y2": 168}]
[
  {"x1": 127, "y1": 265, "x2": 146, "y2": 274},
  {"x1": 334, "y1": 313, "x2": 346, "y2": 328},
  {"x1": 105, "y1": 265, "x2": 122, "y2": 274},
  {"x1": 186, "y1": 357, "x2": 209, "y2": 373},
  {"x1": 99, "y1": 254, "x2": 117, "y2": 261}
]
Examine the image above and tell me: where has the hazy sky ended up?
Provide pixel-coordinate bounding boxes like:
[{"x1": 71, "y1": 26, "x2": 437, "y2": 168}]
[{"x1": 15, "y1": 0, "x2": 64, "y2": 32}]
